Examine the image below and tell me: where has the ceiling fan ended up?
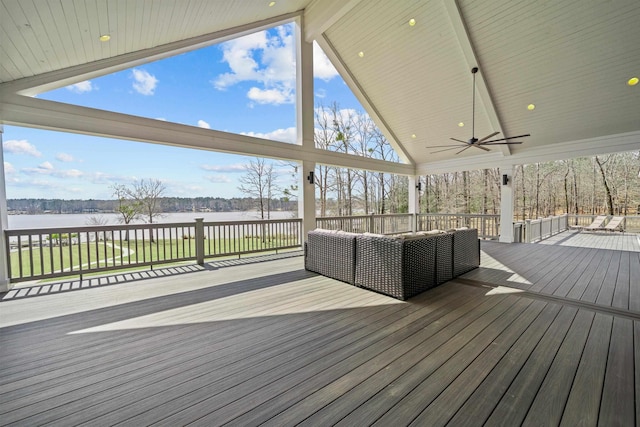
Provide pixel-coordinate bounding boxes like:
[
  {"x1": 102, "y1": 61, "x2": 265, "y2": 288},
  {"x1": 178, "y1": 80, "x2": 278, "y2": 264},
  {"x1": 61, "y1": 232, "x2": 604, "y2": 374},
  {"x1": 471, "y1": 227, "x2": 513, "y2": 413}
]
[{"x1": 430, "y1": 67, "x2": 530, "y2": 155}]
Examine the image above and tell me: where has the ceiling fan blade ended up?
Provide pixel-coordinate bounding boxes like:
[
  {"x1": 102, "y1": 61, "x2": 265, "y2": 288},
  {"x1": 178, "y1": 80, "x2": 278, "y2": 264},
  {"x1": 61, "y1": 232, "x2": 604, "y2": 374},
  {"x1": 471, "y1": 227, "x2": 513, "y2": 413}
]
[
  {"x1": 472, "y1": 144, "x2": 491, "y2": 152},
  {"x1": 450, "y1": 138, "x2": 468, "y2": 143},
  {"x1": 456, "y1": 146, "x2": 472, "y2": 155},
  {"x1": 477, "y1": 131, "x2": 500, "y2": 143},
  {"x1": 429, "y1": 144, "x2": 468, "y2": 148},
  {"x1": 481, "y1": 134, "x2": 531, "y2": 144},
  {"x1": 484, "y1": 141, "x2": 524, "y2": 145},
  {"x1": 431, "y1": 146, "x2": 467, "y2": 154}
]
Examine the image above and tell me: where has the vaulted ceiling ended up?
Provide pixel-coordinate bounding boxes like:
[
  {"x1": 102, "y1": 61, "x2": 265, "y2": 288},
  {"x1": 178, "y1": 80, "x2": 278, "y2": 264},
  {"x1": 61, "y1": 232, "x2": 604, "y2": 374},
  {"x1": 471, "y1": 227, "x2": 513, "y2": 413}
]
[{"x1": 1, "y1": 0, "x2": 639, "y2": 174}]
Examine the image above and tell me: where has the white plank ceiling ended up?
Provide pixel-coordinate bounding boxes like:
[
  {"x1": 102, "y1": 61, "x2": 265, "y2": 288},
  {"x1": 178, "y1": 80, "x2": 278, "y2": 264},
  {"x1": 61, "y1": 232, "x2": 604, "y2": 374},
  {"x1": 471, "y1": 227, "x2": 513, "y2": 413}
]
[{"x1": 1, "y1": 0, "x2": 639, "y2": 171}]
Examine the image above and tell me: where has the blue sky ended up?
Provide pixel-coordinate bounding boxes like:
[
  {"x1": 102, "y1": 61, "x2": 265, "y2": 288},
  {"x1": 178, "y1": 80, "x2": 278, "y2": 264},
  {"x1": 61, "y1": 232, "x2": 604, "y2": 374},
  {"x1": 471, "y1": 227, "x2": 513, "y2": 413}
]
[{"x1": 2, "y1": 23, "x2": 365, "y2": 200}]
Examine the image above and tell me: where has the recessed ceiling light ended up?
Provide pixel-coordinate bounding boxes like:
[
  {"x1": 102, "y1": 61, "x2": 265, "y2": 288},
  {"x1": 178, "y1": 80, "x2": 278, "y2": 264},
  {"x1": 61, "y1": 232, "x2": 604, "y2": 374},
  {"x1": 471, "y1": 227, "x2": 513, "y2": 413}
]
[
  {"x1": 628, "y1": 77, "x2": 639, "y2": 86},
  {"x1": 268, "y1": 1, "x2": 276, "y2": 6},
  {"x1": 458, "y1": 122, "x2": 464, "y2": 127},
  {"x1": 527, "y1": 104, "x2": 536, "y2": 111},
  {"x1": 99, "y1": 34, "x2": 111, "y2": 42},
  {"x1": 411, "y1": 134, "x2": 417, "y2": 139},
  {"x1": 409, "y1": 18, "x2": 416, "y2": 26},
  {"x1": 358, "y1": 51, "x2": 364, "y2": 58}
]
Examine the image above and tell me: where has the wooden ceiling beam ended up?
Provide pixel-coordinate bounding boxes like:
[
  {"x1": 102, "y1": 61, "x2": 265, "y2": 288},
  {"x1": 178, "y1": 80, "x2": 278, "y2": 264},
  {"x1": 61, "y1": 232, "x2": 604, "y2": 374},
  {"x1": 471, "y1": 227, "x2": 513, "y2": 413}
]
[{"x1": 444, "y1": 0, "x2": 511, "y2": 157}]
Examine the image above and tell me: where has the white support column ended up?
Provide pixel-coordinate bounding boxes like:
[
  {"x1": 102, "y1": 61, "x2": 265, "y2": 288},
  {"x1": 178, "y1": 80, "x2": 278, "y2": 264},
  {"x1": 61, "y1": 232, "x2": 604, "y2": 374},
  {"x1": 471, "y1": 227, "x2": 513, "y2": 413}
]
[
  {"x1": 499, "y1": 165, "x2": 515, "y2": 243},
  {"x1": 408, "y1": 176, "x2": 419, "y2": 232},
  {"x1": 295, "y1": 17, "x2": 316, "y2": 239},
  {"x1": 0, "y1": 125, "x2": 11, "y2": 292}
]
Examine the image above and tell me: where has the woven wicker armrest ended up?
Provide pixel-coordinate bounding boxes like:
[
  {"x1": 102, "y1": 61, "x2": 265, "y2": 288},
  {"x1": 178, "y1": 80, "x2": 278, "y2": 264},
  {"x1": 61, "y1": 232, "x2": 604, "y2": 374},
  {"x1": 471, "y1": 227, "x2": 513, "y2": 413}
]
[
  {"x1": 452, "y1": 228, "x2": 480, "y2": 276},
  {"x1": 305, "y1": 230, "x2": 357, "y2": 284},
  {"x1": 355, "y1": 234, "x2": 437, "y2": 300}
]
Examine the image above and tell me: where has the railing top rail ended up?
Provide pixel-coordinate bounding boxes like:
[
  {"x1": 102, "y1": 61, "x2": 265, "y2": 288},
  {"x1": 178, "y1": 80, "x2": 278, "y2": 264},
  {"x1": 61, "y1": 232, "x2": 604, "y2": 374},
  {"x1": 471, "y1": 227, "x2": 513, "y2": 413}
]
[
  {"x1": 4, "y1": 221, "x2": 197, "y2": 235},
  {"x1": 316, "y1": 213, "x2": 412, "y2": 220},
  {"x1": 418, "y1": 213, "x2": 500, "y2": 218},
  {"x1": 203, "y1": 218, "x2": 301, "y2": 226},
  {"x1": 5, "y1": 217, "x2": 303, "y2": 236}
]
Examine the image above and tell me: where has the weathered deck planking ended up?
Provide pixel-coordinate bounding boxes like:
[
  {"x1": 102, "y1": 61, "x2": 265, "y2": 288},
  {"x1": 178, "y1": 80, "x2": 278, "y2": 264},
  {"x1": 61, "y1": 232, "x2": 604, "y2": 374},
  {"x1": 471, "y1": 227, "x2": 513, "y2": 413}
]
[{"x1": 1, "y1": 235, "x2": 639, "y2": 426}]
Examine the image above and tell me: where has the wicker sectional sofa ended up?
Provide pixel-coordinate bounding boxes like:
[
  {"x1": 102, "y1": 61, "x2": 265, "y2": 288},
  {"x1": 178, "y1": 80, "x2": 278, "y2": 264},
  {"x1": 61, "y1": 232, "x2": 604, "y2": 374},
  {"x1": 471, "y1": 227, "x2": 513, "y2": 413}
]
[{"x1": 305, "y1": 228, "x2": 480, "y2": 300}]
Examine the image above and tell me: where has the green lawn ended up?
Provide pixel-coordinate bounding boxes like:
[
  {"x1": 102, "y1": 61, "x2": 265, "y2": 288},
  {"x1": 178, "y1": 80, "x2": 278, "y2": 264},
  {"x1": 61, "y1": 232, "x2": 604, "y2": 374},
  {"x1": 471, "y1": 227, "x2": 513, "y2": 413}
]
[{"x1": 9, "y1": 235, "x2": 299, "y2": 281}]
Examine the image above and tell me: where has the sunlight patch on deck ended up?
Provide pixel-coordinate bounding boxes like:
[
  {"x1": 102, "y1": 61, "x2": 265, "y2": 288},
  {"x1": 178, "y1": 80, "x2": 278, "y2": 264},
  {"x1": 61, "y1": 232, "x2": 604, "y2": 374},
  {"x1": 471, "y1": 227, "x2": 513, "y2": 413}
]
[
  {"x1": 481, "y1": 251, "x2": 533, "y2": 285},
  {"x1": 68, "y1": 282, "x2": 403, "y2": 334},
  {"x1": 485, "y1": 286, "x2": 525, "y2": 296}
]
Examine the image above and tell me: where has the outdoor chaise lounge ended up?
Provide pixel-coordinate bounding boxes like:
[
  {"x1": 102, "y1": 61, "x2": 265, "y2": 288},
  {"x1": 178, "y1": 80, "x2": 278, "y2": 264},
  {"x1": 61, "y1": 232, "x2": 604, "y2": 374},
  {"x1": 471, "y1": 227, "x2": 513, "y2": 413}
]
[
  {"x1": 603, "y1": 216, "x2": 625, "y2": 232},
  {"x1": 581, "y1": 215, "x2": 608, "y2": 231}
]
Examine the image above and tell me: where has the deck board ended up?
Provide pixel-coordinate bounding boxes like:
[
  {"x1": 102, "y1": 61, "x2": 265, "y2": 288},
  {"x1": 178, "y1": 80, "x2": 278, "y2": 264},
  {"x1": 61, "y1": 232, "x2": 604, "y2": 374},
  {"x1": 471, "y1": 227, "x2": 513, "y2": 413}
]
[
  {"x1": 465, "y1": 231, "x2": 640, "y2": 316},
  {"x1": 481, "y1": 306, "x2": 579, "y2": 426},
  {"x1": 599, "y1": 317, "x2": 636, "y2": 425},
  {"x1": 446, "y1": 303, "x2": 563, "y2": 426},
  {"x1": 1, "y1": 233, "x2": 639, "y2": 426},
  {"x1": 560, "y1": 313, "x2": 613, "y2": 426},
  {"x1": 521, "y1": 310, "x2": 595, "y2": 426}
]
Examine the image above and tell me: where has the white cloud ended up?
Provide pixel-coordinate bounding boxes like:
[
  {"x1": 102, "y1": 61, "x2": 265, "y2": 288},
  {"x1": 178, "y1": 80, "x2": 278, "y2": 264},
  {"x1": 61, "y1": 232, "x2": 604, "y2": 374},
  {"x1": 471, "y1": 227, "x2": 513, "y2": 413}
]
[
  {"x1": 247, "y1": 87, "x2": 293, "y2": 105},
  {"x1": 242, "y1": 127, "x2": 297, "y2": 144},
  {"x1": 66, "y1": 80, "x2": 94, "y2": 93},
  {"x1": 197, "y1": 120, "x2": 211, "y2": 129},
  {"x1": 58, "y1": 169, "x2": 84, "y2": 178},
  {"x1": 56, "y1": 153, "x2": 75, "y2": 162},
  {"x1": 205, "y1": 175, "x2": 232, "y2": 184},
  {"x1": 131, "y1": 68, "x2": 158, "y2": 95},
  {"x1": 314, "y1": 107, "x2": 359, "y2": 126},
  {"x1": 4, "y1": 161, "x2": 15, "y2": 174},
  {"x1": 21, "y1": 162, "x2": 84, "y2": 179},
  {"x1": 313, "y1": 42, "x2": 339, "y2": 81},
  {"x1": 38, "y1": 161, "x2": 54, "y2": 171},
  {"x1": 200, "y1": 163, "x2": 246, "y2": 173},
  {"x1": 3, "y1": 139, "x2": 42, "y2": 157},
  {"x1": 213, "y1": 24, "x2": 296, "y2": 105}
]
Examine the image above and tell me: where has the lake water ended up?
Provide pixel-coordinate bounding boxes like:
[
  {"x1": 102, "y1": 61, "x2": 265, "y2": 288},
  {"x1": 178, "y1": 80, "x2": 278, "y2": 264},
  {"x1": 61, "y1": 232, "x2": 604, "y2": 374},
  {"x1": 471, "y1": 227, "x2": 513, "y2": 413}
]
[{"x1": 7, "y1": 211, "x2": 296, "y2": 230}]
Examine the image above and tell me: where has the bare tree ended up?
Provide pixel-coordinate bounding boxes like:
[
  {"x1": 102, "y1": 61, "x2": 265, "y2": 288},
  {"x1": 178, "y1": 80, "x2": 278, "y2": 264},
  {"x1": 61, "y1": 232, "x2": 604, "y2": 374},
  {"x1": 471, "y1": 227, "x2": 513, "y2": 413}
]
[
  {"x1": 112, "y1": 184, "x2": 140, "y2": 224},
  {"x1": 127, "y1": 179, "x2": 166, "y2": 224},
  {"x1": 594, "y1": 156, "x2": 614, "y2": 215},
  {"x1": 238, "y1": 158, "x2": 279, "y2": 220},
  {"x1": 111, "y1": 183, "x2": 141, "y2": 240}
]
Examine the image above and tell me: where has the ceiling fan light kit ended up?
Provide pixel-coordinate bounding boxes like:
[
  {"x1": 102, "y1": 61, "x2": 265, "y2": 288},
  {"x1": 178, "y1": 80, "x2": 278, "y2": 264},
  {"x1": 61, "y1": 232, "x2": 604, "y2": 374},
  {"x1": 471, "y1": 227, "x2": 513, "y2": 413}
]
[{"x1": 430, "y1": 67, "x2": 530, "y2": 154}]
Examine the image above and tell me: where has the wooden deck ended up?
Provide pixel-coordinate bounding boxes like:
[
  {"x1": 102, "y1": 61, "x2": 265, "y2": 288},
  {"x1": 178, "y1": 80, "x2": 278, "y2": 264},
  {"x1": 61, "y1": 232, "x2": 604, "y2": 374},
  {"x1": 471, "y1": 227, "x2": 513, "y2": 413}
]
[{"x1": 0, "y1": 234, "x2": 639, "y2": 426}]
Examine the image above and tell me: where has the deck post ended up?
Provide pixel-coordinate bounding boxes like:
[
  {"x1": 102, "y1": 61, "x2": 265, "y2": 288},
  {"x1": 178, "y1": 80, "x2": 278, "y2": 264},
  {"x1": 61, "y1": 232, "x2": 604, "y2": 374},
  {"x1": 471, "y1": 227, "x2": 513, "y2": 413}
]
[
  {"x1": 296, "y1": 17, "x2": 316, "y2": 241},
  {"x1": 0, "y1": 126, "x2": 12, "y2": 292},
  {"x1": 408, "y1": 176, "x2": 419, "y2": 232},
  {"x1": 194, "y1": 218, "x2": 204, "y2": 265},
  {"x1": 499, "y1": 165, "x2": 515, "y2": 243}
]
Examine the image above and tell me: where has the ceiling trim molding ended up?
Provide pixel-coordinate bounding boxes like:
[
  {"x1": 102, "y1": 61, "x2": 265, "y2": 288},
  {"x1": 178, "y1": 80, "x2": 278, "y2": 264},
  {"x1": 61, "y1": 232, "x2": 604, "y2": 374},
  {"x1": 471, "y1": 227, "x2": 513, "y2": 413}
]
[
  {"x1": 303, "y1": 0, "x2": 364, "y2": 42},
  {"x1": 417, "y1": 131, "x2": 640, "y2": 174},
  {"x1": 0, "y1": 10, "x2": 303, "y2": 97},
  {"x1": 443, "y1": 0, "x2": 511, "y2": 157},
  {"x1": 315, "y1": 34, "x2": 415, "y2": 166},
  {"x1": 0, "y1": 94, "x2": 415, "y2": 176}
]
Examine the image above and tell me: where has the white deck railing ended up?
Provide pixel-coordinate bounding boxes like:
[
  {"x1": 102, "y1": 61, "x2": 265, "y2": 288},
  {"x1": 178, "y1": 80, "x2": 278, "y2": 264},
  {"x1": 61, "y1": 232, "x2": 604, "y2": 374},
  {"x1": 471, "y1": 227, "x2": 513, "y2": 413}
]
[
  {"x1": 316, "y1": 213, "x2": 502, "y2": 239},
  {"x1": 515, "y1": 214, "x2": 569, "y2": 243},
  {"x1": 315, "y1": 214, "x2": 414, "y2": 235},
  {"x1": 567, "y1": 214, "x2": 640, "y2": 232},
  {"x1": 5, "y1": 218, "x2": 302, "y2": 283},
  {"x1": 9, "y1": 212, "x2": 634, "y2": 283}
]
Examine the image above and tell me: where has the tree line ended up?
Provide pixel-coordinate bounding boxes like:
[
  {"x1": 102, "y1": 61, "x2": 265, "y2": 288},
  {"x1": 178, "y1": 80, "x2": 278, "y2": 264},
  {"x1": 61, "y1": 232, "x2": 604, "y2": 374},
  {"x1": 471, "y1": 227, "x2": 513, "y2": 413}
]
[
  {"x1": 312, "y1": 102, "x2": 408, "y2": 216},
  {"x1": 309, "y1": 104, "x2": 639, "y2": 218},
  {"x1": 7, "y1": 195, "x2": 297, "y2": 215}
]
